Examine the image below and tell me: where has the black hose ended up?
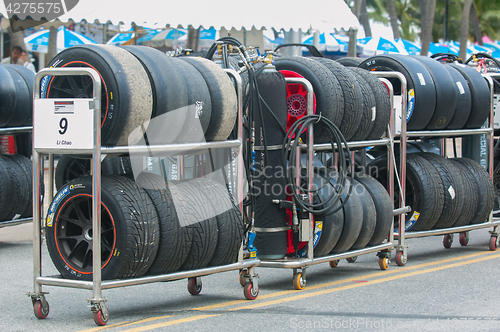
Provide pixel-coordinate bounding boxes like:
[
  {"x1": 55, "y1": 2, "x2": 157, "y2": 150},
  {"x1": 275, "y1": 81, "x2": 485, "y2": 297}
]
[{"x1": 282, "y1": 114, "x2": 352, "y2": 215}]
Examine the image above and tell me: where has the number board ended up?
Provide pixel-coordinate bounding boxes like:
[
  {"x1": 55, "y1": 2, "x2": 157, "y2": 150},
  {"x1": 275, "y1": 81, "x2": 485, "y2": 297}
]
[{"x1": 34, "y1": 98, "x2": 95, "y2": 150}]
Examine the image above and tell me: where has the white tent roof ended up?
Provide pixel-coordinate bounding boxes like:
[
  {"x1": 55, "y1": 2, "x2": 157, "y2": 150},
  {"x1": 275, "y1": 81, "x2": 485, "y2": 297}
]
[{"x1": 1, "y1": 0, "x2": 361, "y2": 32}]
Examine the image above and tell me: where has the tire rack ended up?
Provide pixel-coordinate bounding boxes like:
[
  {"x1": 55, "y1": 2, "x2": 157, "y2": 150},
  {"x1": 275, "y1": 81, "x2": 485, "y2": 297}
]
[
  {"x1": 28, "y1": 67, "x2": 261, "y2": 325},
  {"x1": 257, "y1": 72, "x2": 410, "y2": 290},
  {"x1": 393, "y1": 72, "x2": 500, "y2": 266},
  {"x1": 0, "y1": 126, "x2": 34, "y2": 229}
]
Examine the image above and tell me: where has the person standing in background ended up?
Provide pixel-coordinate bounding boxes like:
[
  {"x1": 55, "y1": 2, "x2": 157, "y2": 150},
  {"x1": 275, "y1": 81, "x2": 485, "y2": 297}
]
[
  {"x1": 1, "y1": 45, "x2": 24, "y2": 65},
  {"x1": 20, "y1": 50, "x2": 36, "y2": 73}
]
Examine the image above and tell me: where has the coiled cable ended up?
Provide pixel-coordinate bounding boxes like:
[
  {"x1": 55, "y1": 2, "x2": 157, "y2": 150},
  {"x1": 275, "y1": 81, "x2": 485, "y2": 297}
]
[{"x1": 283, "y1": 114, "x2": 352, "y2": 215}]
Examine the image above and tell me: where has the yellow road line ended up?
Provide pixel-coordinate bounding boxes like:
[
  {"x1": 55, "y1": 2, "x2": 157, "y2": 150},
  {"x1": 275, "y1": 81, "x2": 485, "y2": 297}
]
[
  {"x1": 78, "y1": 316, "x2": 172, "y2": 332},
  {"x1": 120, "y1": 314, "x2": 221, "y2": 332},
  {"x1": 227, "y1": 252, "x2": 500, "y2": 311},
  {"x1": 192, "y1": 250, "x2": 492, "y2": 311}
]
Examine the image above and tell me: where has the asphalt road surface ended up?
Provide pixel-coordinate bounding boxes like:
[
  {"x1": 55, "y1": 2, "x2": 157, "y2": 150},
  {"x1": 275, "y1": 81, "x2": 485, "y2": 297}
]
[{"x1": 1, "y1": 221, "x2": 500, "y2": 332}]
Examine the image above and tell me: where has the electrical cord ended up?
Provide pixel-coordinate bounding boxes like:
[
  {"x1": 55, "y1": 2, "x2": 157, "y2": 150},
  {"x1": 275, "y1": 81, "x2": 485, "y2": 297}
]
[{"x1": 283, "y1": 114, "x2": 352, "y2": 215}]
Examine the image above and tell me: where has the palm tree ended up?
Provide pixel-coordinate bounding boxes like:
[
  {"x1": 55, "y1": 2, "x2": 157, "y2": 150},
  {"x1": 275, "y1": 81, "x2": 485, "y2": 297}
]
[
  {"x1": 459, "y1": 0, "x2": 473, "y2": 59},
  {"x1": 359, "y1": 0, "x2": 372, "y2": 37},
  {"x1": 47, "y1": 27, "x2": 57, "y2": 67},
  {"x1": 470, "y1": 2, "x2": 483, "y2": 44},
  {"x1": 420, "y1": 0, "x2": 437, "y2": 55},
  {"x1": 386, "y1": 0, "x2": 400, "y2": 39}
]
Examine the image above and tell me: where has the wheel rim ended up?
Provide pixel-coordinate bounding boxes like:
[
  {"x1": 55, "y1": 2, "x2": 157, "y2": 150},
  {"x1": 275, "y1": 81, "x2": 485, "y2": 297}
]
[
  {"x1": 63, "y1": 159, "x2": 91, "y2": 184},
  {"x1": 46, "y1": 61, "x2": 109, "y2": 128},
  {"x1": 54, "y1": 194, "x2": 116, "y2": 274},
  {"x1": 280, "y1": 70, "x2": 317, "y2": 132}
]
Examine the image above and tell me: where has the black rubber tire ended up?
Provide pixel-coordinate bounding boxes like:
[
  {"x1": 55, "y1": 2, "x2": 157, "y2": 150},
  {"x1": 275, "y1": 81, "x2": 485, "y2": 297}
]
[
  {"x1": 330, "y1": 178, "x2": 364, "y2": 254},
  {"x1": 347, "y1": 68, "x2": 377, "y2": 141},
  {"x1": 453, "y1": 158, "x2": 495, "y2": 224},
  {"x1": 45, "y1": 175, "x2": 160, "y2": 280},
  {"x1": 0, "y1": 64, "x2": 16, "y2": 127},
  {"x1": 178, "y1": 57, "x2": 237, "y2": 142},
  {"x1": 188, "y1": 178, "x2": 245, "y2": 266},
  {"x1": 55, "y1": 155, "x2": 118, "y2": 191},
  {"x1": 121, "y1": 46, "x2": 188, "y2": 144},
  {"x1": 3, "y1": 65, "x2": 32, "y2": 127},
  {"x1": 0, "y1": 155, "x2": 29, "y2": 221},
  {"x1": 349, "y1": 67, "x2": 391, "y2": 140},
  {"x1": 3, "y1": 154, "x2": 33, "y2": 218},
  {"x1": 336, "y1": 57, "x2": 364, "y2": 67},
  {"x1": 449, "y1": 159, "x2": 479, "y2": 227},
  {"x1": 354, "y1": 173, "x2": 393, "y2": 247},
  {"x1": 43, "y1": 45, "x2": 153, "y2": 146},
  {"x1": 409, "y1": 55, "x2": 456, "y2": 130},
  {"x1": 359, "y1": 55, "x2": 437, "y2": 130},
  {"x1": 170, "y1": 57, "x2": 212, "y2": 143},
  {"x1": 349, "y1": 178, "x2": 377, "y2": 250},
  {"x1": 418, "y1": 153, "x2": 465, "y2": 229},
  {"x1": 275, "y1": 56, "x2": 344, "y2": 141},
  {"x1": 310, "y1": 171, "x2": 344, "y2": 257},
  {"x1": 0, "y1": 156, "x2": 13, "y2": 221},
  {"x1": 135, "y1": 172, "x2": 193, "y2": 274},
  {"x1": 369, "y1": 154, "x2": 444, "y2": 231},
  {"x1": 443, "y1": 64, "x2": 472, "y2": 129},
  {"x1": 170, "y1": 180, "x2": 218, "y2": 270},
  {"x1": 493, "y1": 168, "x2": 500, "y2": 218},
  {"x1": 449, "y1": 63, "x2": 491, "y2": 129},
  {"x1": 311, "y1": 57, "x2": 361, "y2": 140}
]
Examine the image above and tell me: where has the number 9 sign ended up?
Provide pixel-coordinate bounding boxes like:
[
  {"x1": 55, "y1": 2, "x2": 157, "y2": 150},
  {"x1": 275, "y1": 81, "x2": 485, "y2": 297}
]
[{"x1": 34, "y1": 98, "x2": 95, "y2": 150}]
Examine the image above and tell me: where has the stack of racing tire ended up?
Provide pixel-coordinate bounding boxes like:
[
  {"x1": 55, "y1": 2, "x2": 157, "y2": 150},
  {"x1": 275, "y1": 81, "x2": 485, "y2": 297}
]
[
  {"x1": 356, "y1": 54, "x2": 490, "y2": 131},
  {"x1": 0, "y1": 154, "x2": 33, "y2": 221},
  {"x1": 272, "y1": 56, "x2": 392, "y2": 142},
  {"x1": 368, "y1": 154, "x2": 494, "y2": 232},
  {"x1": 0, "y1": 63, "x2": 34, "y2": 158},
  {"x1": 0, "y1": 64, "x2": 34, "y2": 129},
  {"x1": 285, "y1": 168, "x2": 393, "y2": 259},
  {"x1": 43, "y1": 45, "x2": 245, "y2": 280},
  {"x1": 349, "y1": 54, "x2": 495, "y2": 231}
]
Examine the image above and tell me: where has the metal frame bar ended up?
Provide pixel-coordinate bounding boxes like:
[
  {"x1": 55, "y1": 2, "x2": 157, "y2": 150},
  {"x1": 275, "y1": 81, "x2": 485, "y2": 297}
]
[
  {"x1": 259, "y1": 243, "x2": 393, "y2": 269},
  {"x1": 0, "y1": 126, "x2": 33, "y2": 135},
  {"x1": 37, "y1": 259, "x2": 261, "y2": 290}
]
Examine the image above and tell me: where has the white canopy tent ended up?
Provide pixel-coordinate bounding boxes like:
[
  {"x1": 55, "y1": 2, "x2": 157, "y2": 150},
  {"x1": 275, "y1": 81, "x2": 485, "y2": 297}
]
[{"x1": 1, "y1": 0, "x2": 360, "y2": 33}]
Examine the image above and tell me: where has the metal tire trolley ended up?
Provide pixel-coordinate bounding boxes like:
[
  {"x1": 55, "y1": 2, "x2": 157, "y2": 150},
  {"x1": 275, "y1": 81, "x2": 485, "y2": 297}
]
[
  {"x1": 393, "y1": 72, "x2": 500, "y2": 265},
  {"x1": 28, "y1": 67, "x2": 260, "y2": 326},
  {"x1": 257, "y1": 73, "x2": 410, "y2": 290}
]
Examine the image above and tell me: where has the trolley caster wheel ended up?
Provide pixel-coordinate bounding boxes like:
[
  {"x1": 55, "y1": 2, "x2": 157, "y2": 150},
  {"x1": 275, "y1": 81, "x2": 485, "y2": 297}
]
[
  {"x1": 243, "y1": 282, "x2": 259, "y2": 300},
  {"x1": 489, "y1": 237, "x2": 498, "y2": 251},
  {"x1": 395, "y1": 251, "x2": 407, "y2": 266},
  {"x1": 459, "y1": 232, "x2": 469, "y2": 246},
  {"x1": 346, "y1": 256, "x2": 357, "y2": 263},
  {"x1": 379, "y1": 257, "x2": 390, "y2": 270},
  {"x1": 239, "y1": 269, "x2": 248, "y2": 287},
  {"x1": 93, "y1": 309, "x2": 108, "y2": 326},
  {"x1": 187, "y1": 277, "x2": 202, "y2": 295},
  {"x1": 33, "y1": 300, "x2": 49, "y2": 320},
  {"x1": 329, "y1": 260, "x2": 340, "y2": 268},
  {"x1": 443, "y1": 234, "x2": 453, "y2": 249},
  {"x1": 293, "y1": 273, "x2": 306, "y2": 290}
]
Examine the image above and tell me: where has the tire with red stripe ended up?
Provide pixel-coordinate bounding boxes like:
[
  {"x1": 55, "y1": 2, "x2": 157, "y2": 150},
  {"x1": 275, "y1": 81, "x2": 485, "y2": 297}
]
[
  {"x1": 42, "y1": 45, "x2": 153, "y2": 146},
  {"x1": 45, "y1": 175, "x2": 160, "y2": 280}
]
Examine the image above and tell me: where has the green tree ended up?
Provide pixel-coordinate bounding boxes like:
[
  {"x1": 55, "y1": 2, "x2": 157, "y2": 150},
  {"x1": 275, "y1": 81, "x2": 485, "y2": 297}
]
[{"x1": 420, "y1": 0, "x2": 437, "y2": 55}]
